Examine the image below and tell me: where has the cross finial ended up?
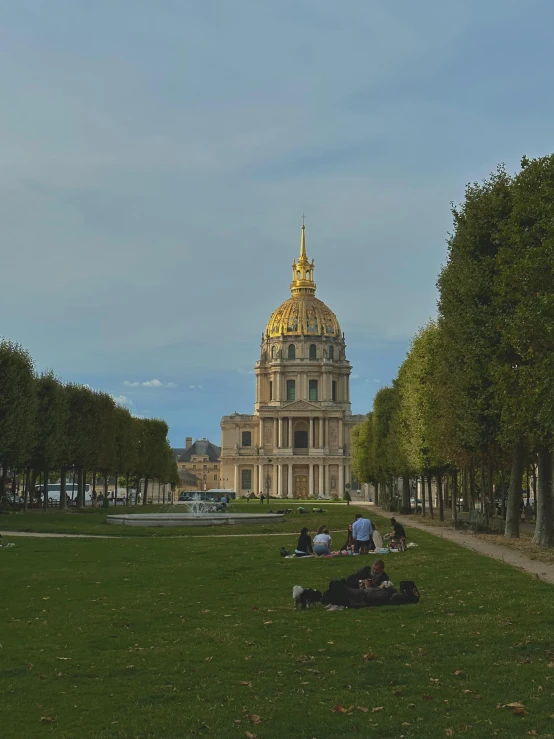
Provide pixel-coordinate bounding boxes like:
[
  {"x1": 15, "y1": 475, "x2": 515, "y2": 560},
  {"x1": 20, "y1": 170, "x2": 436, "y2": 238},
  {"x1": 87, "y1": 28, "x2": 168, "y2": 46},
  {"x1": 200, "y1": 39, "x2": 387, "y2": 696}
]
[{"x1": 301, "y1": 213, "x2": 306, "y2": 227}]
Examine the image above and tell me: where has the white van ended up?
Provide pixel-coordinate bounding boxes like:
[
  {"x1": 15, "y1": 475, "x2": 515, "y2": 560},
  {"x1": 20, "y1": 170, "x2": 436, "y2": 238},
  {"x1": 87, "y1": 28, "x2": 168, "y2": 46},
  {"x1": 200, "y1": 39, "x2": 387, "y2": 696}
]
[{"x1": 35, "y1": 483, "x2": 92, "y2": 505}]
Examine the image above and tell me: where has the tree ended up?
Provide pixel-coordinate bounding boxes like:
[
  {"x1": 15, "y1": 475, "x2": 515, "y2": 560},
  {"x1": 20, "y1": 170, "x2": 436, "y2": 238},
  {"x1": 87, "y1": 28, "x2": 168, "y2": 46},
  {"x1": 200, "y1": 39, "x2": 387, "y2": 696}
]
[
  {"x1": 0, "y1": 341, "x2": 36, "y2": 496},
  {"x1": 30, "y1": 373, "x2": 68, "y2": 510}
]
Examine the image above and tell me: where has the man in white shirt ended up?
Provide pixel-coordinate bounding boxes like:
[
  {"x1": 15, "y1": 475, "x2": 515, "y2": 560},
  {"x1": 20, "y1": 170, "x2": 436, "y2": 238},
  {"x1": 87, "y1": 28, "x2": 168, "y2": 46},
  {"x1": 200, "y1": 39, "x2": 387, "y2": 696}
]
[{"x1": 352, "y1": 513, "x2": 374, "y2": 554}]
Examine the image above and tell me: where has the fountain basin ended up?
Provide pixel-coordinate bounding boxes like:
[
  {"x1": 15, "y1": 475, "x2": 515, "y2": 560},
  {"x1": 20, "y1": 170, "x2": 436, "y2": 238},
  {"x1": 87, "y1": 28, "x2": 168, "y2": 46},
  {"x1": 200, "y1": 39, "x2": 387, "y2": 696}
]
[{"x1": 106, "y1": 513, "x2": 284, "y2": 528}]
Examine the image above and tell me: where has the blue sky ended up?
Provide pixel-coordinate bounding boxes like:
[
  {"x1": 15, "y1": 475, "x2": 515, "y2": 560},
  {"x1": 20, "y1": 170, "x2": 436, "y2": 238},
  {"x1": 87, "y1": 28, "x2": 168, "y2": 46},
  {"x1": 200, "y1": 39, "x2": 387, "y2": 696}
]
[{"x1": 1, "y1": 0, "x2": 552, "y2": 447}]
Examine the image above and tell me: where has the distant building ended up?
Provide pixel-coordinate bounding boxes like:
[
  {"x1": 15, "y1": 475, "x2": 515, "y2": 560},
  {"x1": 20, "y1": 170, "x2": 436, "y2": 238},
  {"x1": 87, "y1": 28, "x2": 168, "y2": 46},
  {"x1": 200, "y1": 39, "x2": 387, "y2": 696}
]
[{"x1": 172, "y1": 437, "x2": 221, "y2": 491}]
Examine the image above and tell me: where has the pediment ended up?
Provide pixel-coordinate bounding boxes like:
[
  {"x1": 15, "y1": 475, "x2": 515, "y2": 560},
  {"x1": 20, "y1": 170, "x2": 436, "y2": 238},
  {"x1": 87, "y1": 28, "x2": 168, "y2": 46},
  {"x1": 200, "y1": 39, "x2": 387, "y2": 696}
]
[{"x1": 281, "y1": 400, "x2": 320, "y2": 411}]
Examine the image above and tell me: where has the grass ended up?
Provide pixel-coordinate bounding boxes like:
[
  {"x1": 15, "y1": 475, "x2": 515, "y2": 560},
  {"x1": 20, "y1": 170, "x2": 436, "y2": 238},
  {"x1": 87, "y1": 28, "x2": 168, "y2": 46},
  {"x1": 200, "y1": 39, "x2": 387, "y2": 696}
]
[
  {"x1": 0, "y1": 501, "x2": 368, "y2": 538},
  {"x1": 1, "y1": 515, "x2": 554, "y2": 739}
]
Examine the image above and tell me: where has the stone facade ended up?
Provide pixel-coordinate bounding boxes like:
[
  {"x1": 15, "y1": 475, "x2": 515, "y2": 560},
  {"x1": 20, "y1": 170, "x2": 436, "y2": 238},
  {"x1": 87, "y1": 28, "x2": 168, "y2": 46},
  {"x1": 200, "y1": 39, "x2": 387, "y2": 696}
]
[
  {"x1": 220, "y1": 225, "x2": 364, "y2": 499},
  {"x1": 172, "y1": 437, "x2": 221, "y2": 492}
]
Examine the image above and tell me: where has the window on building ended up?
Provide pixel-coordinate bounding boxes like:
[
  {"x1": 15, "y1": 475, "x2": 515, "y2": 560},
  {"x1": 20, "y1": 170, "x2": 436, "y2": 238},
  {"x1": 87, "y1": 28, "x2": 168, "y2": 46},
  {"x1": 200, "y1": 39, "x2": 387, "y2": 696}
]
[
  {"x1": 332, "y1": 380, "x2": 337, "y2": 401},
  {"x1": 203, "y1": 464, "x2": 207, "y2": 469},
  {"x1": 193, "y1": 464, "x2": 196, "y2": 469},
  {"x1": 242, "y1": 431, "x2": 252, "y2": 447},
  {"x1": 286, "y1": 379, "x2": 296, "y2": 401},
  {"x1": 204, "y1": 458, "x2": 208, "y2": 462},
  {"x1": 309, "y1": 344, "x2": 317, "y2": 360},
  {"x1": 328, "y1": 345, "x2": 334, "y2": 360},
  {"x1": 287, "y1": 344, "x2": 296, "y2": 360},
  {"x1": 241, "y1": 469, "x2": 252, "y2": 490},
  {"x1": 306, "y1": 270, "x2": 310, "y2": 279},
  {"x1": 269, "y1": 380, "x2": 273, "y2": 400},
  {"x1": 214, "y1": 474, "x2": 217, "y2": 480},
  {"x1": 294, "y1": 430, "x2": 308, "y2": 448},
  {"x1": 309, "y1": 379, "x2": 318, "y2": 401}
]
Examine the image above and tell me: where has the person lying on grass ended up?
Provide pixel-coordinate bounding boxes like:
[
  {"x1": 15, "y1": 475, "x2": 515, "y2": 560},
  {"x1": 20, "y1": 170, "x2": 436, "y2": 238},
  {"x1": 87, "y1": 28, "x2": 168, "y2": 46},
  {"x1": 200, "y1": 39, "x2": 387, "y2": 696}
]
[
  {"x1": 294, "y1": 527, "x2": 314, "y2": 557},
  {"x1": 313, "y1": 527, "x2": 332, "y2": 556}
]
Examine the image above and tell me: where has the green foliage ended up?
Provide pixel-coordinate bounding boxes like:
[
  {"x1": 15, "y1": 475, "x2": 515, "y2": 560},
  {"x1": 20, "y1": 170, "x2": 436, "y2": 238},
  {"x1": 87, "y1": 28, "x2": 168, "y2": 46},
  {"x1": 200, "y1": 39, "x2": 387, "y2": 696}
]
[{"x1": 0, "y1": 340, "x2": 36, "y2": 474}]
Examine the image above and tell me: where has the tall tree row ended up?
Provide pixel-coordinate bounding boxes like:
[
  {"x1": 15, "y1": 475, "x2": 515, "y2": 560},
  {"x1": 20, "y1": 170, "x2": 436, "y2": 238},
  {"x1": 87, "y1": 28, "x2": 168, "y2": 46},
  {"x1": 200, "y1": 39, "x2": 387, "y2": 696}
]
[
  {"x1": 0, "y1": 341, "x2": 178, "y2": 506},
  {"x1": 352, "y1": 153, "x2": 554, "y2": 546}
]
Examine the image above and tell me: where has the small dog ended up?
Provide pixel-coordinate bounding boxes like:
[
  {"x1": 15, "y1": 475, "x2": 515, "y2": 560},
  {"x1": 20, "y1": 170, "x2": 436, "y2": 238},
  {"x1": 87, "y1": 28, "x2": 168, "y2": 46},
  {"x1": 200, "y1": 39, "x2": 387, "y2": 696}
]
[{"x1": 292, "y1": 585, "x2": 323, "y2": 609}]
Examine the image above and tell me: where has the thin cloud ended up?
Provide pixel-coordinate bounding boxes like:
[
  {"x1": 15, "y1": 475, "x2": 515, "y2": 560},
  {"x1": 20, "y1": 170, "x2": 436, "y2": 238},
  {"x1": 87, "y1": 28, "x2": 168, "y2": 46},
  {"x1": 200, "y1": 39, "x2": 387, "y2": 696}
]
[
  {"x1": 112, "y1": 394, "x2": 134, "y2": 409},
  {"x1": 188, "y1": 384, "x2": 203, "y2": 389},
  {"x1": 124, "y1": 379, "x2": 177, "y2": 388}
]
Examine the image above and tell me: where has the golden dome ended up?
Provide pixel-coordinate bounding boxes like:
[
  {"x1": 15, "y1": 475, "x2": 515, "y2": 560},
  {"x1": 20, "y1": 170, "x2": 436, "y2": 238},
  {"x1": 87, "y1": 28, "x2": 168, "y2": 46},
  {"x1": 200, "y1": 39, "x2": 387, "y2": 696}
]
[
  {"x1": 266, "y1": 295, "x2": 342, "y2": 337},
  {"x1": 265, "y1": 223, "x2": 341, "y2": 338}
]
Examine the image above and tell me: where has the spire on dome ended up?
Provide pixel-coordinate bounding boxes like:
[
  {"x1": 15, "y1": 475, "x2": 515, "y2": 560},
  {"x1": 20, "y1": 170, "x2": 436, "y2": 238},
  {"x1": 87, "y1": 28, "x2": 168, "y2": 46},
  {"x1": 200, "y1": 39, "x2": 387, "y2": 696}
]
[
  {"x1": 290, "y1": 218, "x2": 316, "y2": 296},
  {"x1": 299, "y1": 214, "x2": 307, "y2": 261}
]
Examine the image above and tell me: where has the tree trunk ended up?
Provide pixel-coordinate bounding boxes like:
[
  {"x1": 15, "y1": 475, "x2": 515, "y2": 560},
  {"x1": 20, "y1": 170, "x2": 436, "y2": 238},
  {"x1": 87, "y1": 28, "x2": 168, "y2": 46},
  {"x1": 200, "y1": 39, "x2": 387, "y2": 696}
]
[
  {"x1": 43, "y1": 469, "x2": 49, "y2": 510},
  {"x1": 531, "y1": 463, "x2": 537, "y2": 506},
  {"x1": 462, "y1": 468, "x2": 469, "y2": 511},
  {"x1": 451, "y1": 469, "x2": 458, "y2": 527},
  {"x1": 532, "y1": 445, "x2": 554, "y2": 547},
  {"x1": 113, "y1": 471, "x2": 118, "y2": 507},
  {"x1": 505, "y1": 441, "x2": 524, "y2": 538},
  {"x1": 468, "y1": 464, "x2": 475, "y2": 510},
  {"x1": 421, "y1": 476, "x2": 426, "y2": 517},
  {"x1": 402, "y1": 475, "x2": 410, "y2": 512},
  {"x1": 104, "y1": 472, "x2": 109, "y2": 501},
  {"x1": 0, "y1": 463, "x2": 7, "y2": 498},
  {"x1": 426, "y1": 473, "x2": 434, "y2": 519},
  {"x1": 488, "y1": 464, "x2": 494, "y2": 520},
  {"x1": 126, "y1": 472, "x2": 130, "y2": 505},
  {"x1": 444, "y1": 474, "x2": 450, "y2": 509},
  {"x1": 23, "y1": 467, "x2": 30, "y2": 512},
  {"x1": 76, "y1": 468, "x2": 84, "y2": 510},
  {"x1": 437, "y1": 472, "x2": 444, "y2": 521},
  {"x1": 142, "y1": 478, "x2": 149, "y2": 506},
  {"x1": 93, "y1": 471, "x2": 97, "y2": 498},
  {"x1": 59, "y1": 468, "x2": 67, "y2": 510}
]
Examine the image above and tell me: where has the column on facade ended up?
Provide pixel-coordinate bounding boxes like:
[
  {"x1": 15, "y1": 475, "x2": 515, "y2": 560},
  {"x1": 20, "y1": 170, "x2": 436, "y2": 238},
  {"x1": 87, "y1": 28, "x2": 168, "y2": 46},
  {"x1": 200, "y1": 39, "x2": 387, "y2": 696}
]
[
  {"x1": 324, "y1": 464, "x2": 330, "y2": 497},
  {"x1": 276, "y1": 462, "x2": 283, "y2": 497},
  {"x1": 234, "y1": 465, "x2": 239, "y2": 496},
  {"x1": 258, "y1": 464, "x2": 264, "y2": 497},
  {"x1": 253, "y1": 464, "x2": 259, "y2": 495},
  {"x1": 339, "y1": 418, "x2": 344, "y2": 448},
  {"x1": 288, "y1": 463, "x2": 293, "y2": 499},
  {"x1": 338, "y1": 462, "x2": 344, "y2": 498},
  {"x1": 325, "y1": 418, "x2": 329, "y2": 448},
  {"x1": 259, "y1": 418, "x2": 264, "y2": 450},
  {"x1": 309, "y1": 418, "x2": 314, "y2": 449},
  {"x1": 289, "y1": 417, "x2": 293, "y2": 448},
  {"x1": 278, "y1": 417, "x2": 283, "y2": 448},
  {"x1": 308, "y1": 463, "x2": 314, "y2": 497}
]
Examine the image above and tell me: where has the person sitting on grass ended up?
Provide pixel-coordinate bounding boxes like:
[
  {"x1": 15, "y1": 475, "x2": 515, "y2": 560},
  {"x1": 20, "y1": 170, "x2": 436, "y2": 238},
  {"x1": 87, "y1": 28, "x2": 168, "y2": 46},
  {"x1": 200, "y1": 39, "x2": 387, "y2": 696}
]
[
  {"x1": 352, "y1": 513, "x2": 374, "y2": 554},
  {"x1": 341, "y1": 523, "x2": 355, "y2": 552},
  {"x1": 385, "y1": 517, "x2": 407, "y2": 550},
  {"x1": 294, "y1": 527, "x2": 314, "y2": 557},
  {"x1": 313, "y1": 528, "x2": 332, "y2": 556}
]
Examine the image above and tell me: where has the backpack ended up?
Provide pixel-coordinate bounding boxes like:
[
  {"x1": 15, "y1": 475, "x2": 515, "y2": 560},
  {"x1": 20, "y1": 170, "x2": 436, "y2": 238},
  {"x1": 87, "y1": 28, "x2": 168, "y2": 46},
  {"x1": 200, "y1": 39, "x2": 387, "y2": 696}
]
[
  {"x1": 399, "y1": 580, "x2": 420, "y2": 603},
  {"x1": 280, "y1": 547, "x2": 290, "y2": 557}
]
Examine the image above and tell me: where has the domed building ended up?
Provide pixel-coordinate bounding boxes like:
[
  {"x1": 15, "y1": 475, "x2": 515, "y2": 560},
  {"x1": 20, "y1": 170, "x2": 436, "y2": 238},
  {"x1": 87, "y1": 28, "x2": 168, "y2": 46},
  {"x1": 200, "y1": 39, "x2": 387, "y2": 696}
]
[{"x1": 220, "y1": 225, "x2": 365, "y2": 498}]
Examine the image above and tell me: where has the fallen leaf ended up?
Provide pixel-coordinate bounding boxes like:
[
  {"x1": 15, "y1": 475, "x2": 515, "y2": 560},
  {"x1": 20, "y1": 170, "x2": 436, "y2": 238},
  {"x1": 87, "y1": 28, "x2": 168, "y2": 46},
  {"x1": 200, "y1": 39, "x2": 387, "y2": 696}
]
[
  {"x1": 445, "y1": 730, "x2": 454, "y2": 737},
  {"x1": 372, "y1": 706, "x2": 384, "y2": 712},
  {"x1": 453, "y1": 670, "x2": 463, "y2": 676},
  {"x1": 362, "y1": 652, "x2": 377, "y2": 661},
  {"x1": 463, "y1": 689, "x2": 472, "y2": 694},
  {"x1": 204, "y1": 656, "x2": 213, "y2": 662},
  {"x1": 239, "y1": 681, "x2": 253, "y2": 688},
  {"x1": 528, "y1": 731, "x2": 537, "y2": 736},
  {"x1": 327, "y1": 641, "x2": 335, "y2": 645},
  {"x1": 263, "y1": 621, "x2": 273, "y2": 625},
  {"x1": 402, "y1": 722, "x2": 412, "y2": 727},
  {"x1": 245, "y1": 733, "x2": 257, "y2": 739},
  {"x1": 40, "y1": 717, "x2": 54, "y2": 723},
  {"x1": 247, "y1": 714, "x2": 262, "y2": 724},
  {"x1": 392, "y1": 689, "x2": 403, "y2": 696},
  {"x1": 332, "y1": 705, "x2": 349, "y2": 713},
  {"x1": 422, "y1": 694, "x2": 432, "y2": 700},
  {"x1": 356, "y1": 706, "x2": 369, "y2": 713}
]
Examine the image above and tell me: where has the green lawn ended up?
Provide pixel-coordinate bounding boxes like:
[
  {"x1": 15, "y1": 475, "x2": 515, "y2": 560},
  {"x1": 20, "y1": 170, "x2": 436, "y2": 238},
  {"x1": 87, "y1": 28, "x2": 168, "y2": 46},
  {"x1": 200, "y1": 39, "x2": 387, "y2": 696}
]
[
  {"x1": 0, "y1": 501, "x2": 367, "y2": 538},
  {"x1": 1, "y1": 516, "x2": 553, "y2": 739}
]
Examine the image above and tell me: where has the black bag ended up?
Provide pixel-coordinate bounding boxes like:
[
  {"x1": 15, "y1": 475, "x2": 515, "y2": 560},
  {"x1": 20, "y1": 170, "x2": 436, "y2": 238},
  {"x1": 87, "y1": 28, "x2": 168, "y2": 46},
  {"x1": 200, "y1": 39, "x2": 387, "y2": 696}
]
[
  {"x1": 280, "y1": 547, "x2": 290, "y2": 557},
  {"x1": 399, "y1": 580, "x2": 420, "y2": 603}
]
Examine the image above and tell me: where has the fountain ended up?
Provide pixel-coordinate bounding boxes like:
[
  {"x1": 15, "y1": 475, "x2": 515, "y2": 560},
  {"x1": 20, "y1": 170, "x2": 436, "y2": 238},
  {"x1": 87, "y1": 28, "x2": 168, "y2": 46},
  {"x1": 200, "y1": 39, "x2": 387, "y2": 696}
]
[{"x1": 106, "y1": 495, "x2": 284, "y2": 528}]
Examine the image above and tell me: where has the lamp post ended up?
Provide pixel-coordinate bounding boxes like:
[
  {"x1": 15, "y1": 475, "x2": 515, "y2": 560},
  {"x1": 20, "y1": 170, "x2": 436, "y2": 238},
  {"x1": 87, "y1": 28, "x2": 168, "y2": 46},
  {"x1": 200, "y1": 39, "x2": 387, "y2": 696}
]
[{"x1": 265, "y1": 458, "x2": 272, "y2": 504}]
